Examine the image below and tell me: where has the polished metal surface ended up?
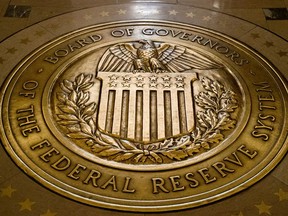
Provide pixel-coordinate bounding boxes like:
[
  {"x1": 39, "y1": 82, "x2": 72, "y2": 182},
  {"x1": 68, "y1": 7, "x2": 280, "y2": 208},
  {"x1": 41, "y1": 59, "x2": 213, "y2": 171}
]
[
  {"x1": 0, "y1": 2, "x2": 287, "y2": 215},
  {"x1": 0, "y1": 19, "x2": 287, "y2": 212}
]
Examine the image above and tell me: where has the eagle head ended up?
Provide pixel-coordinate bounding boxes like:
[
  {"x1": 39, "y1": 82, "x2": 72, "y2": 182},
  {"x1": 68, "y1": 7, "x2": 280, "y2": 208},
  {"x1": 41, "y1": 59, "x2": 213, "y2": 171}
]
[{"x1": 138, "y1": 39, "x2": 154, "y2": 48}]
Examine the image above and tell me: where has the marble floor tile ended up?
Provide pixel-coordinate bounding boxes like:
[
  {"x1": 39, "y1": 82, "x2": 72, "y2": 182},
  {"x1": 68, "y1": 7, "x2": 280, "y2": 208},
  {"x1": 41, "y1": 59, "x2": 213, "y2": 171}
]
[
  {"x1": 263, "y1": 8, "x2": 288, "y2": 20},
  {"x1": 10, "y1": 0, "x2": 118, "y2": 7},
  {"x1": 177, "y1": 0, "x2": 214, "y2": 9},
  {"x1": 267, "y1": 20, "x2": 288, "y2": 38},
  {"x1": 0, "y1": 1, "x2": 287, "y2": 216},
  {"x1": 4, "y1": 5, "x2": 31, "y2": 18},
  {"x1": 178, "y1": 0, "x2": 286, "y2": 9},
  {"x1": 10, "y1": 0, "x2": 72, "y2": 7},
  {"x1": 27, "y1": 6, "x2": 75, "y2": 26},
  {"x1": 0, "y1": 18, "x2": 29, "y2": 41},
  {"x1": 118, "y1": 0, "x2": 178, "y2": 3},
  {"x1": 221, "y1": 8, "x2": 268, "y2": 28},
  {"x1": 0, "y1": 0, "x2": 10, "y2": 12}
]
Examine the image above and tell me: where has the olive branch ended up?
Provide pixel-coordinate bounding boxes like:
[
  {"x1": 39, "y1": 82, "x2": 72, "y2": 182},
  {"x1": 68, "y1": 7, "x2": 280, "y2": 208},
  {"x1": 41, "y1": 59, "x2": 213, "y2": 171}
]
[{"x1": 56, "y1": 74, "x2": 238, "y2": 164}]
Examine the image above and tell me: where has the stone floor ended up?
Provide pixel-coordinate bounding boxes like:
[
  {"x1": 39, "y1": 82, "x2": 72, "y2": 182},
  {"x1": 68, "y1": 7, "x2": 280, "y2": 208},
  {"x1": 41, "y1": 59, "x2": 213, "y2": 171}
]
[{"x1": 0, "y1": 1, "x2": 287, "y2": 216}]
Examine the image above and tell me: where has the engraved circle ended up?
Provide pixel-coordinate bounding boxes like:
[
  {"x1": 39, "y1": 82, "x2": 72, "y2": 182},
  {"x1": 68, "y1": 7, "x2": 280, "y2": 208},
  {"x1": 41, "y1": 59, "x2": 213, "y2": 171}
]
[
  {"x1": 0, "y1": 19, "x2": 286, "y2": 212},
  {"x1": 41, "y1": 21, "x2": 251, "y2": 171}
]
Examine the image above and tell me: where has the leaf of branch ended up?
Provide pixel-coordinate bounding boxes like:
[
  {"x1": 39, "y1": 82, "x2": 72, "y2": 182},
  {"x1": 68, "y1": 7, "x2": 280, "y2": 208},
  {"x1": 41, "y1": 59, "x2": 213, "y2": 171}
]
[
  {"x1": 57, "y1": 120, "x2": 78, "y2": 125},
  {"x1": 119, "y1": 139, "x2": 137, "y2": 150},
  {"x1": 60, "y1": 82, "x2": 71, "y2": 93},
  {"x1": 67, "y1": 125, "x2": 81, "y2": 133},
  {"x1": 162, "y1": 150, "x2": 188, "y2": 160},
  {"x1": 80, "y1": 122, "x2": 92, "y2": 134},
  {"x1": 200, "y1": 77, "x2": 213, "y2": 91},
  {"x1": 99, "y1": 133, "x2": 119, "y2": 147},
  {"x1": 91, "y1": 144, "x2": 111, "y2": 153},
  {"x1": 76, "y1": 74, "x2": 85, "y2": 86},
  {"x1": 57, "y1": 93, "x2": 67, "y2": 103},
  {"x1": 63, "y1": 79, "x2": 74, "y2": 91},
  {"x1": 218, "y1": 119, "x2": 236, "y2": 130},
  {"x1": 67, "y1": 132, "x2": 91, "y2": 139},
  {"x1": 134, "y1": 154, "x2": 144, "y2": 163},
  {"x1": 113, "y1": 152, "x2": 135, "y2": 162},
  {"x1": 57, "y1": 114, "x2": 78, "y2": 121},
  {"x1": 58, "y1": 105, "x2": 76, "y2": 115},
  {"x1": 150, "y1": 152, "x2": 163, "y2": 163},
  {"x1": 82, "y1": 103, "x2": 97, "y2": 116},
  {"x1": 97, "y1": 148, "x2": 123, "y2": 157},
  {"x1": 211, "y1": 80, "x2": 224, "y2": 95},
  {"x1": 206, "y1": 133, "x2": 224, "y2": 144}
]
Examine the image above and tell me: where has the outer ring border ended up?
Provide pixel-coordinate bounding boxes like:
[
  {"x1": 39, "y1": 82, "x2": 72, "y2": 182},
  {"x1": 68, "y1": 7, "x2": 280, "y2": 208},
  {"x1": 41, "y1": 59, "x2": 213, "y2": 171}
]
[{"x1": 0, "y1": 18, "x2": 287, "y2": 212}]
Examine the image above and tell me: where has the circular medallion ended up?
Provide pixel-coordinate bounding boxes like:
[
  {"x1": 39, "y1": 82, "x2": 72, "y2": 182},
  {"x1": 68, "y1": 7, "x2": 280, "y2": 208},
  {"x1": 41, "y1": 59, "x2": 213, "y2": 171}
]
[{"x1": 0, "y1": 20, "x2": 287, "y2": 212}]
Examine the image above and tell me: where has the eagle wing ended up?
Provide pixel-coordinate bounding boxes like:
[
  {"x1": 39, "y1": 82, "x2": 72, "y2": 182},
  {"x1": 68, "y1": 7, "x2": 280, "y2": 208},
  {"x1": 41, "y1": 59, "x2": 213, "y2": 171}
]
[
  {"x1": 157, "y1": 43, "x2": 223, "y2": 72},
  {"x1": 97, "y1": 43, "x2": 137, "y2": 72}
]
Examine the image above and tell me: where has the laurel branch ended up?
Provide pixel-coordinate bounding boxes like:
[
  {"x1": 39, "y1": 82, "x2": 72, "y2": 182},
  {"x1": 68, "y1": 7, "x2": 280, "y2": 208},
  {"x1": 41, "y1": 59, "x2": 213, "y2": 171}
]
[{"x1": 56, "y1": 73, "x2": 238, "y2": 164}]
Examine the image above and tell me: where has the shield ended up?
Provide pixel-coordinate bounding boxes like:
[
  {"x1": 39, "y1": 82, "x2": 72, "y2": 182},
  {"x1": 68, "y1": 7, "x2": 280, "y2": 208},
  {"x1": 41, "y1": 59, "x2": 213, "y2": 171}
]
[{"x1": 96, "y1": 71, "x2": 198, "y2": 143}]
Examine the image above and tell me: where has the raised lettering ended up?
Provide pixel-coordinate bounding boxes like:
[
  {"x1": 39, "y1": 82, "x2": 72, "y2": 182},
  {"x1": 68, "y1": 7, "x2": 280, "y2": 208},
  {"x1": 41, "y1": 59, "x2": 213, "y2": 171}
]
[
  {"x1": 22, "y1": 80, "x2": 38, "y2": 90},
  {"x1": 156, "y1": 29, "x2": 169, "y2": 36},
  {"x1": 122, "y1": 177, "x2": 136, "y2": 193},
  {"x1": 68, "y1": 43, "x2": 81, "y2": 52},
  {"x1": 251, "y1": 130, "x2": 269, "y2": 141},
  {"x1": 197, "y1": 168, "x2": 217, "y2": 184},
  {"x1": 76, "y1": 39, "x2": 92, "y2": 47},
  {"x1": 169, "y1": 176, "x2": 185, "y2": 192},
  {"x1": 191, "y1": 35, "x2": 203, "y2": 44},
  {"x1": 142, "y1": 28, "x2": 154, "y2": 35},
  {"x1": 83, "y1": 170, "x2": 101, "y2": 187},
  {"x1": 259, "y1": 102, "x2": 276, "y2": 111},
  {"x1": 235, "y1": 58, "x2": 249, "y2": 66},
  {"x1": 202, "y1": 39, "x2": 218, "y2": 49},
  {"x1": 215, "y1": 45, "x2": 229, "y2": 54},
  {"x1": 255, "y1": 119, "x2": 273, "y2": 131},
  {"x1": 237, "y1": 145, "x2": 257, "y2": 159},
  {"x1": 185, "y1": 173, "x2": 199, "y2": 188},
  {"x1": 112, "y1": 29, "x2": 134, "y2": 37},
  {"x1": 258, "y1": 93, "x2": 275, "y2": 101},
  {"x1": 152, "y1": 177, "x2": 169, "y2": 194},
  {"x1": 101, "y1": 176, "x2": 118, "y2": 191},
  {"x1": 31, "y1": 140, "x2": 51, "y2": 150},
  {"x1": 224, "y1": 152, "x2": 243, "y2": 166},
  {"x1": 67, "y1": 164, "x2": 87, "y2": 180},
  {"x1": 21, "y1": 125, "x2": 40, "y2": 137},
  {"x1": 40, "y1": 147, "x2": 60, "y2": 162},
  {"x1": 55, "y1": 49, "x2": 69, "y2": 57},
  {"x1": 180, "y1": 32, "x2": 191, "y2": 40},
  {"x1": 258, "y1": 113, "x2": 276, "y2": 122},
  {"x1": 226, "y1": 51, "x2": 240, "y2": 62},
  {"x1": 170, "y1": 30, "x2": 183, "y2": 38},
  {"x1": 253, "y1": 82, "x2": 272, "y2": 92},
  {"x1": 44, "y1": 56, "x2": 58, "y2": 64},
  {"x1": 51, "y1": 155, "x2": 71, "y2": 171},
  {"x1": 212, "y1": 162, "x2": 235, "y2": 177},
  {"x1": 88, "y1": 35, "x2": 102, "y2": 42}
]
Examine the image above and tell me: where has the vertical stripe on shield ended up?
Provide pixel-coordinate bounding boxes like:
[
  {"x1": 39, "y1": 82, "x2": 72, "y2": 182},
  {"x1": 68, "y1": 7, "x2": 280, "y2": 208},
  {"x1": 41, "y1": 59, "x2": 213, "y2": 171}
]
[
  {"x1": 100, "y1": 85, "x2": 193, "y2": 141},
  {"x1": 164, "y1": 91, "x2": 173, "y2": 137},
  {"x1": 135, "y1": 90, "x2": 143, "y2": 141},
  {"x1": 105, "y1": 90, "x2": 116, "y2": 133},
  {"x1": 150, "y1": 91, "x2": 158, "y2": 141},
  {"x1": 120, "y1": 90, "x2": 129, "y2": 138},
  {"x1": 178, "y1": 90, "x2": 188, "y2": 133}
]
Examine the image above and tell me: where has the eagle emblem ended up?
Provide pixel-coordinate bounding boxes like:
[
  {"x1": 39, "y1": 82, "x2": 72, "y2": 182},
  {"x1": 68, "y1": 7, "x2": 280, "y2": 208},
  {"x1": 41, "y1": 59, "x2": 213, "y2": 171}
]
[
  {"x1": 95, "y1": 40, "x2": 224, "y2": 142},
  {"x1": 56, "y1": 40, "x2": 239, "y2": 163},
  {"x1": 98, "y1": 40, "x2": 222, "y2": 73}
]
